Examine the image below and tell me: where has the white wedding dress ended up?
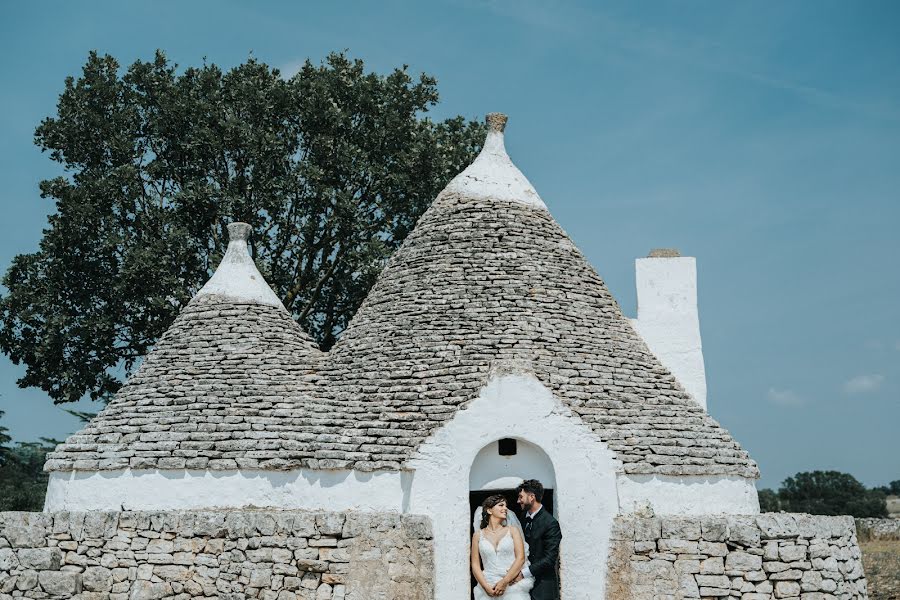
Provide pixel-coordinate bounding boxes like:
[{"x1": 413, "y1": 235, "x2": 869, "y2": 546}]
[{"x1": 473, "y1": 529, "x2": 534, "y2": 600}]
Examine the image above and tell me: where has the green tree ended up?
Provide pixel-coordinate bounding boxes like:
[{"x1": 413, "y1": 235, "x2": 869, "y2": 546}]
[
  {"x1": 0, "y1": 51, "x2": 484, "y2": 405},
  {"x1": 0, "y1": 441, "x2": 57, "y2": 511},
  {"x1": 758, "y1": 488, "x2": 781, "y2": 512},
  {"x1": 0, "y1": 410, "x2": 11, "y2": 465},
  {"x1": 778, "y1": 470, "x2": 888, "y2": 518},
  {"x1": 875, "y1": 480, "x2": 900, "y2": 496}
]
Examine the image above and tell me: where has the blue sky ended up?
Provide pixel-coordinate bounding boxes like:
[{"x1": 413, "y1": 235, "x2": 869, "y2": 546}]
[{"x1": 0, "y1": 1, "x2": 897, "y2": 490}]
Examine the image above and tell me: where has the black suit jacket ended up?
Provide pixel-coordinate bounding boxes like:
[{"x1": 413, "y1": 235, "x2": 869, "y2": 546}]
[{"x1": 523, "y1": 508, "x2": 562, "y2": 600}]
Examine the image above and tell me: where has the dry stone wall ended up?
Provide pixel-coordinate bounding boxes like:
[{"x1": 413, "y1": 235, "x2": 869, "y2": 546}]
[
  {"x1": 854, "y1": 518, "x2": 900, "y2": 541},
  {"x1": 0, "y1": 510, "x2": 432, "y2": 600},
  {"x1": 608, "y1": 513, "x2": 868, "y2": 600}
]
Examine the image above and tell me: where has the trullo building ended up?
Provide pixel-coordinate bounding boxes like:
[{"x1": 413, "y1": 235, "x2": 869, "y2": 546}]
[{"x1": 35, "y1": 114, "x2": 869, "y2": 600}]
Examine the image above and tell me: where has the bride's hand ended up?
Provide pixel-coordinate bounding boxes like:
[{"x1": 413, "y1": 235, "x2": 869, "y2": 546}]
[{"x1": 481, "y1": 582, "x2": 496, "y2": 596}]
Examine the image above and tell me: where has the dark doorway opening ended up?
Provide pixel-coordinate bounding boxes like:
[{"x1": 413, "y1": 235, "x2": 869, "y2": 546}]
[{"x1": 468, "y1": 488, "x2": 555, "y2": 598}]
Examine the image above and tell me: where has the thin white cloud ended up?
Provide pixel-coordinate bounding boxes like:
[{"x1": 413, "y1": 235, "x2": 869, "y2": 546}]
[
  {"x1": 582, "y1": 8, "x2": 900, "y2": 123},
  {"x1": 767, "y1": 388, "x2": 804, "y2": 407},
  {"x1": 843, "y1": 374, "x2": 885, "y2": 394}
]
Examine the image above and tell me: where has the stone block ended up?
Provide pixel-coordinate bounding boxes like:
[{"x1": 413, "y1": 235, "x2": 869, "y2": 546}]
[
  {"x1": 129, "y1": 580, "x2": 173, "y2": 599},
  {"x1": 5, "y1": 525, "x2": 47, "y2": 548},
  {"x1": 696, "y1": 575, "x2": 731, "y2": 588},
  {"x1": 662, "y1": 519, "x2": 701, "y2": 541},
  {"x1": 38, "y1": 570, "x2": 81, "y2": 595},
  {"x1": 17, "y1": 547, "x2": 62, "y2": 570},
  {"x1": 699, "y1": 586, "x2": 731, "y2": 597},
  {"x1": 775, "y1": 581, "x2": 801, "y2": 598},
  {"x1": 15, "y1": 569, "x2": 37, "y2": 591},
  {"x1": 728, "y1": 519, "x2": 761, "y2": 547},
  {"x1": 83, "y1": 566, "x2": 113, "y2": 592},
  {"x1": 634, "y1": 518, "x2": 662, "y2": 542},
  {"x1": 658, "y1": 539, "x2": 699, "y2": 554},
  {"x1": 679, "y1": 572, "x2": 700, "y2": 597},
  {"x1": 726, "y1": 551, "x2": 762, "y2": 572},
  {"x1": 315, "y1": 513, "x2": 345, "y2": 536},
  {"x1": 0, "y1": 548, "x2": 19, "y2": 571},
  {"x1": 770, "y1": 569, "x2": 803, "y2": 581},
  {"x1": 779, "y1": 544, "x2": 806, "y2": 562},
  {"x1": 700, "y1": 557, "x2": 725, "y2": 575},
  {"x1": 674, "y1": 559, "x2": 700, "y2": 574},
  {"x1": 700, "y1": 541, "x2": 728, "y2": 557},
  {"x1": 702, "y1": 518, "x2": 728, "y2": 542}
]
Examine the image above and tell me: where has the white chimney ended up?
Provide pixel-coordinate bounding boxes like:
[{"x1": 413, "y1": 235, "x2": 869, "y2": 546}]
[{"x1": 630, "y1": 249, "x2": 708, "y2": 410}]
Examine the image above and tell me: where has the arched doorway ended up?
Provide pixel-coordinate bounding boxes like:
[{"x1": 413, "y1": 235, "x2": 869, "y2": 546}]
[
  {"x1": 469, "y1": 438, "x2": 558, "y2": 597},
  {"x1": 469, "y1": 437, "x2": 557, "y2": 526}
]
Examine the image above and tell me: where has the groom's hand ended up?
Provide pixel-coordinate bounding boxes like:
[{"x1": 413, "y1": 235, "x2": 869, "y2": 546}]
[{"x1": 513, "y1": 573, "x2": 524, "y2": 583}]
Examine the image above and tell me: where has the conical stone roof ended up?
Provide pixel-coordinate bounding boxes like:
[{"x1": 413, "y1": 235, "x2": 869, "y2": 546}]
[
  {"x1": 46, "y1": 116, "x2": 758, "y2": 479},
  {"x1": 44, "y1": 223, "x2": 325, "y2": 472},
  {"x1": 321, "y1": 114, "x2": 759, "y2": 478}
]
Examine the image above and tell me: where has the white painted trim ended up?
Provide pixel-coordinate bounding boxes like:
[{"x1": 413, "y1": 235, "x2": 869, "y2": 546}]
[
  {"x1": 197, "y1": 225, "x2": 284, "y2": 307},
  {"x1": 617, "y1": 474, "x2": 760, "y2": 515},
  {"x1": 44, "y1": 468, "x2": 407, "y2": 512},
  {"x1": 406, "y1": 373, "x2": 621, "y2": 600}
]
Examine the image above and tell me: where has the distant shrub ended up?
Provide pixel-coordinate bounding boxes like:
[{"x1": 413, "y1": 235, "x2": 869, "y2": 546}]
[
  {"x1": 758, "y1": 488, "x2": 781, "y2": 512},
  {"x1": 777, "y1": 471, "x2": 888, "y2": 518}
]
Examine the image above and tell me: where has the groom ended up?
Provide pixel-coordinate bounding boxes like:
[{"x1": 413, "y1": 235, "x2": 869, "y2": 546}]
[{"x1": 508, "y1": 479, "x2": 563, "y2": 600}]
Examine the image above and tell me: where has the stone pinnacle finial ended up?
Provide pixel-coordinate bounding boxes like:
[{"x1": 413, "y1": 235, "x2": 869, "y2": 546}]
[
  {"x1": 195, "y1": 221, "x2": 284, "y2": 308},
  {"x1": 486, "y1": 112, "x2": 508, "y2": 133},
  {"x1": 441, "y1": 111, "x2": 545, "y2": 209},
  {"x1": 228, "y1": 222, "x2": 252, "y2": 242}
]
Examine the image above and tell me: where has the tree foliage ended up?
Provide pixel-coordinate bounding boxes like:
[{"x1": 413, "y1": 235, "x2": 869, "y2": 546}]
[
  {"x1": 757, "y1": 488, "x2": 781, "y2": 513},
  {"x1": 0, "y1": 51, "x2": 485, "y2": 404},
  {"x1": 772, "y1": 470, "x2": 888, "y2": 518},
  {"x1": 875, "y1": 480, "x2": 900, "y2": 496},
  {"x1": 0, "y1": 442, "x2": 56, "y2": 511},
  {"x1": 0, "y1": 411, "x2": 11, "y2": 465}
]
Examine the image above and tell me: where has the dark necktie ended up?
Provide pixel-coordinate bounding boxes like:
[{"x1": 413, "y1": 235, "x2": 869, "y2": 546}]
[{"x1": 525, "y1": 515, "x2": 533, "y2": 534}]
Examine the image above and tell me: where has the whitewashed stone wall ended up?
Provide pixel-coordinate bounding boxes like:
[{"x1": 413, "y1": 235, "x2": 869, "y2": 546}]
[
  {"x1": 607, "y1": 513, "x2": 868, "y2": 600},
  {"x1": 0, "y1": 510, "x2": 432, "y2": 600}
]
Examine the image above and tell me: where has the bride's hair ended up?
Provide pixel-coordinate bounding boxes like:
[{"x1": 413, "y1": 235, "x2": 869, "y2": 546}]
[{"x1": 479, "y1": 495, "x2": 507, "y2": 530}]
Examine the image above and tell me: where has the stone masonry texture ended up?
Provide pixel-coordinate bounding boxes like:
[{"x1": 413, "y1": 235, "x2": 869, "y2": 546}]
[
  {"x1": 607, "y1": 513, "x2": 868, "y2": 600},
  {"x1": 0, "y1": 510, "x2": 432, "y2": 600},
  {"x1": 45, "y1": 191, "x2": 758, "y2": 479}
]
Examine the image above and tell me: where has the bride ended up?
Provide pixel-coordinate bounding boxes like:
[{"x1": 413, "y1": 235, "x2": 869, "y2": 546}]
[{"x1": 471, "y1": 495, "x2": 534, "y2": 599}]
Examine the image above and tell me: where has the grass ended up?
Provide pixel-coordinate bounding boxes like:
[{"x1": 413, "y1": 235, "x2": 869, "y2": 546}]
[{"x1": 861, "y1": 539, "x2": 900, "y2": 600}]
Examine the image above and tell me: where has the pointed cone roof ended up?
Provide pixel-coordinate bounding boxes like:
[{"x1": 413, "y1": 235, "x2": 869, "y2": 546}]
[
  {"x1": 325, "y1": 114, "x2": 759, "y2": 477},
  {"x1": 45, "y1": 223, "x2": 324, "y2": 473}
]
